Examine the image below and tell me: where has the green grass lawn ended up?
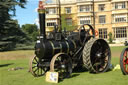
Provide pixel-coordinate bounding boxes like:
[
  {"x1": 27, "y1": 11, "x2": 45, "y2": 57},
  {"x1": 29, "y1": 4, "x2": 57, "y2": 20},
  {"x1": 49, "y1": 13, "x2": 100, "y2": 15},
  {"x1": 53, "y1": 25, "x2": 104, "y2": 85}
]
[{"x1": 0, "y1": 46, "x2": 128, "y2": 85}]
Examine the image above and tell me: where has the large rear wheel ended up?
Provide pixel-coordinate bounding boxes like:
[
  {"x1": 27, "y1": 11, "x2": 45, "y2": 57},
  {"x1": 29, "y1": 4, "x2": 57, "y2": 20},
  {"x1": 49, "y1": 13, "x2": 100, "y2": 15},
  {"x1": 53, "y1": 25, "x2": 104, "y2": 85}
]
[
  {"x1": 120, "y1": 48, "x2": 128, "y2": 75},
  {"x1": 83, "y1": 38, "x2": 111, "y2": 73}
]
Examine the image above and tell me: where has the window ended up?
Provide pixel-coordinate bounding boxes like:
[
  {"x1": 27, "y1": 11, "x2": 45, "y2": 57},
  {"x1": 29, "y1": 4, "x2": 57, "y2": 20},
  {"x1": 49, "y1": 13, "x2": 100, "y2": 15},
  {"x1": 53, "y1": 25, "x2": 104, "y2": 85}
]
[
  {"x1": 47, "y1": 23, "x2": 56, "y2": 27},
  {"x1": 46, "y1": 8, "x2": 56, "y2": 14},
  {"x1": 98, "y1": 4, "x2": 105, "y2": 11},
  {"x1": 65, "y1": 7, "x2": 71, "y2": 14},
  {"x1": 66, "y1": 18, "x2": 72, "y2": 26},
  {"x1": 99, "y1": 15, "x2": 106, "y2": 24},
  {"x1": 115, "y1": 2, "x2": 126, "y2": 9},
  {"x1": 79, "y1": 5, "x2": 92, "y2": 12},
  {"x1": 98, "y1": 28, "x2": 107, "y2": 39},
  {"x1": 113, "y1": 15, "x2": 127, "y2": 23},
  {"x1": 79, "y1": 16, "x2": 91, "y2": 25},
  {"x1": 46, "y1": 20, "x2": 57, "y2": 27},
  {"x1": 122, "y1": 2, "x2": 126, "y2": 8},
  {"x1": 113, "y1": 27, "x2": 127, "y2": 38}
]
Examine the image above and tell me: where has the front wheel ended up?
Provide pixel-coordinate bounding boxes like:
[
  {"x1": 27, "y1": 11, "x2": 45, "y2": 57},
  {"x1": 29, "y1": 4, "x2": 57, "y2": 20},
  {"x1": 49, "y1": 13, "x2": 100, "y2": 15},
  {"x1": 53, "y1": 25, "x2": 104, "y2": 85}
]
[
  {"x1": 120, "y1": 48, "x2": 128, "y2": 75},
  {"x1": 29, "y1": 56, "x2": 49, "y2": 77},
  {"x1": 50, "y1": 53, "x2": 72, "y2": 79}
]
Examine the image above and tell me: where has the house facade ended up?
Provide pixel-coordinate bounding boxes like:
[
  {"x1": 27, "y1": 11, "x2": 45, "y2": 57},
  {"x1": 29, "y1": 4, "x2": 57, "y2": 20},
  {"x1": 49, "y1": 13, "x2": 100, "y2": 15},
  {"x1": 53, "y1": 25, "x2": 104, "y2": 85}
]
[{"x1": 44, "y1": 0, "x2": 128, "y2": 43}]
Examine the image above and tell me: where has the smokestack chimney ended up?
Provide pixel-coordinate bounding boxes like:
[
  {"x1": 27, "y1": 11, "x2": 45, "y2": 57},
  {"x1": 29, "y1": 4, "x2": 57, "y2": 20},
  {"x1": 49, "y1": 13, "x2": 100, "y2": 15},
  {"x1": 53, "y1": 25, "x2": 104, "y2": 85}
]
[{"x1": 38, "y1": 1, "x2": 46, "y2": 41}]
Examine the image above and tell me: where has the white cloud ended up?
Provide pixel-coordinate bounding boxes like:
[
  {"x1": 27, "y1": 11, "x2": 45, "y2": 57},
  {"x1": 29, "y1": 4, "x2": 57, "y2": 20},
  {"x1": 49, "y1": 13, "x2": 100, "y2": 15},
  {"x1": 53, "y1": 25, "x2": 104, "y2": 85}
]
[
  {"x1": 34, "y1": 8, "x2": 38, "y2": 12},
  {"x1": 34, "y1": 18, "x2": 40, "y2": 28}
]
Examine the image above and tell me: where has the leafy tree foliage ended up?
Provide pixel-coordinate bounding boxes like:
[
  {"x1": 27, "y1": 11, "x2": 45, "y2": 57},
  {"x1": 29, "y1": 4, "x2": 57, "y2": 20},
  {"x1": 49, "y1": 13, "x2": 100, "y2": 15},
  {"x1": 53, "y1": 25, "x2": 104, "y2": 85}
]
[
  {"x1": 21, "y1": 24, "x2": 39, "y2": 41},
  {"x1": 0, "y1": 0, "x2": 27, "y2": 51},
  {"x1": 61, "y1": 14, "x2": 77, "y2": 31}
]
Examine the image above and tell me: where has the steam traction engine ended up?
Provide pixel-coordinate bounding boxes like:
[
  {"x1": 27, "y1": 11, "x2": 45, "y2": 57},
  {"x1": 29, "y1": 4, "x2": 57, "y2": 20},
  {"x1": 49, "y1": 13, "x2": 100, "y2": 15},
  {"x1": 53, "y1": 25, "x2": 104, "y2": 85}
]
[
  {"x1": 29, "y1": 1, "x2": 111, "y2": 78},
  {"x1": 120, "y1": 47, "x2": 128, "y2": 75}
]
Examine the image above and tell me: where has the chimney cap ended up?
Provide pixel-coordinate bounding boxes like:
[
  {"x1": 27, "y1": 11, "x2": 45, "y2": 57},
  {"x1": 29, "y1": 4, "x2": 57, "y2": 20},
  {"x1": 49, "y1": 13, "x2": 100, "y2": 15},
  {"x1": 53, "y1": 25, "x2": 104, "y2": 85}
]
[{"x1": 38, "y1": 1, "x2": 45, "y2": 10}]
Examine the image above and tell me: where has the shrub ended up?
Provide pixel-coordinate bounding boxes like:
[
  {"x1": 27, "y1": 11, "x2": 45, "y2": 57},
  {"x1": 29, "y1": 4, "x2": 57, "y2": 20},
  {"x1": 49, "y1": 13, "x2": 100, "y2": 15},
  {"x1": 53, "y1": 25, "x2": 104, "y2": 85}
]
[{"x1": 108, "y1": 32, "x2": 113, "y2": 43}]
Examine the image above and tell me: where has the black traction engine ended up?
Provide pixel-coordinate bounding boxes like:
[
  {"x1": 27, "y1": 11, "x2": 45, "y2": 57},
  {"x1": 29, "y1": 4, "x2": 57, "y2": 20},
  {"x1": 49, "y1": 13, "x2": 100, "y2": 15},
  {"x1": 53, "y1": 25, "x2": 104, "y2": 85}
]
[{"x1": 29, "y1": 1, "x2": 111, "y2": 78}]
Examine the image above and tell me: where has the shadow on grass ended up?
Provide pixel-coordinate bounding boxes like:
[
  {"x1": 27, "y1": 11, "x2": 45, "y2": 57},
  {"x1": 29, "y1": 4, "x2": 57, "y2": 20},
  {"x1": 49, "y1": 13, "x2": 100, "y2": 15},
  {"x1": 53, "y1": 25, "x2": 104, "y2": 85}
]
[
  {"x1": 71, "y1": 74, "x2": 80, "y2": 78},
  {"x1": 0, "y1": 63, "x2": 14, "y2": 68},
  {"x1": 59, "y1": 73, "x2": 80, "y2": 83},
  {"x1": 59, "y1": 67, "x2": 88, "y2": 83},
  {"x1": 73, "y1": 66, "x2": 88, "y2": 73},
  {"x1": 58, "y1": 65, "x2": 114, "y2": 83}
]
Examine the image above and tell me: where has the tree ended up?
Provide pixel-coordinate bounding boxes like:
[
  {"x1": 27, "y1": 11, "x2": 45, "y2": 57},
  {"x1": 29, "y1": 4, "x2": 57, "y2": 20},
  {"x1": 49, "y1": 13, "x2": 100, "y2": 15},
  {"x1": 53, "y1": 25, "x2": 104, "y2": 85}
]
[
  {"x1": 0, "y1": 0, "x2": 27, "y2": 51},
  {"x1": 61, "y1": 14, "x2": 77, "y2": 31},
  {"x1": 21, "y1": 24, "x2": 39, "y2": 41},
  {"x1": 0, "y1": 0, "x2": 26, "y2": 34}
]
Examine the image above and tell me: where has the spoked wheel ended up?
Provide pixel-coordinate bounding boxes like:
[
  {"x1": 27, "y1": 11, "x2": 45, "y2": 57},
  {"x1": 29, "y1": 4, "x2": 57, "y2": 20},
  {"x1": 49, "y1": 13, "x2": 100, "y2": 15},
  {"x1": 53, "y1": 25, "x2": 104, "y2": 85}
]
[
  {"x1": 29, "y1": 56, "x2": 49, "y2": 77},
  {"x1": 83, "y1": 38, "x2": 111, "y2": 73},
  {"x1": 50, "y1": 53, "x2": 72, "y2": 79},
  {"x1": 78, "y1": 24, "x2": 95, "y2": 45},
  {"x1": 120, "y1": 48, "x2": 128, "y2": 75}
]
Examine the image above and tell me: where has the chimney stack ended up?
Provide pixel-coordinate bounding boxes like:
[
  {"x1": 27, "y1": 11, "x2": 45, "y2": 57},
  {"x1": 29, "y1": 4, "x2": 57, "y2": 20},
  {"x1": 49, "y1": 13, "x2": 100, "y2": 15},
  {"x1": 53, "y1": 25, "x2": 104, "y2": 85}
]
[{"x1": 38, "y1": 1, "x2": 46, "y2": 41}]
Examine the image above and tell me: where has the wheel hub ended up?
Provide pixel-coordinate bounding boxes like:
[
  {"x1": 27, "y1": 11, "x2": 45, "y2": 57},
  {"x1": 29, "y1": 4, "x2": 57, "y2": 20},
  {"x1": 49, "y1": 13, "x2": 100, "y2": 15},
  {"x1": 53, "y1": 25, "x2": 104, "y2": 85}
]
[
  {"x1": 37, "y1": 63, "x2": 41, "y2": 67},
  {"x1": 96, "y1": 53, "x2": 102, "y2": 58},
  {"x1": 61, "y1": 64, "x2": 66, "y2": 68}
]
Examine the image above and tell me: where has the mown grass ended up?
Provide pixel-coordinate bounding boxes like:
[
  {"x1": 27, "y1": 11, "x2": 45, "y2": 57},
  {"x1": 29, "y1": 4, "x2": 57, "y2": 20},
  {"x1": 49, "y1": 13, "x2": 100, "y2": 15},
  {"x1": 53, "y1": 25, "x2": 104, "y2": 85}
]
[
  {"x1": 0, "y1": 50, "x2": 34, "y2": 60},
  {"x1": 110, "y1": 46, "x2": 127, "y2": 66},
  {"x1": 0, "y1": 46, "x2": 128, "y2": 85}
]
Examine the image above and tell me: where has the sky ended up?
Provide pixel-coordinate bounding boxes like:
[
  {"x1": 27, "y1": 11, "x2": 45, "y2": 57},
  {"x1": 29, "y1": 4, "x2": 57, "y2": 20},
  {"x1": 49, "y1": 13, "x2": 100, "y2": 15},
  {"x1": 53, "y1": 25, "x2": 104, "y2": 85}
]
[{"x1": 13, "y1": 0, "x2": 52, "y2": 27}]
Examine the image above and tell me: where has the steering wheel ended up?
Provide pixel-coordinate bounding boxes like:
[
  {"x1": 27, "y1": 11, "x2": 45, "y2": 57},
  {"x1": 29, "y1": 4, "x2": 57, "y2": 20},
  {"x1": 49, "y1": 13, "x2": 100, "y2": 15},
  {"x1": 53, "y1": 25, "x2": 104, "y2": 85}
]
[{"x1": 78, "y1": 24, "x2": 95, "y2": 45}]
